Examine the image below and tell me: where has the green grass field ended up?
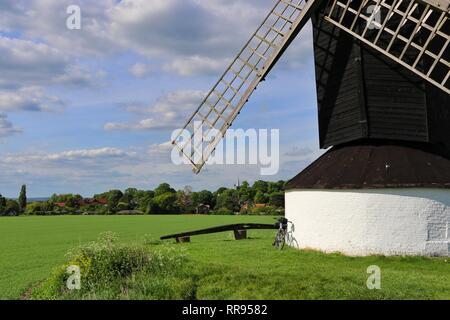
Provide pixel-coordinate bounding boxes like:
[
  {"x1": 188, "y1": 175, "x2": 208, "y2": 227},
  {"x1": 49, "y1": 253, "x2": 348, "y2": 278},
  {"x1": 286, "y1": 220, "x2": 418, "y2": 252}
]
[{"x1": 0, "y1": 215, "x2": 449, "y2": 300}]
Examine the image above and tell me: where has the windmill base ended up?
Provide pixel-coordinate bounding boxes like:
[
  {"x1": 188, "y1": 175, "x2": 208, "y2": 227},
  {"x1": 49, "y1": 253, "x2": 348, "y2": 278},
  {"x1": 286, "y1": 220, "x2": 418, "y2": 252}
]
[{"x1": 285, "y1": 189, "x2": 450, "y2": 256}]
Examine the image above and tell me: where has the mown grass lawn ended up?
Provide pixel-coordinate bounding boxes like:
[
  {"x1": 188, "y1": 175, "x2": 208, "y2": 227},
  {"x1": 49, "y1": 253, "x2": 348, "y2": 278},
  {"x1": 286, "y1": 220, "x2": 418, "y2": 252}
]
[{"x1": 0, "y1": 215, "x2": 449, "y2": 300}]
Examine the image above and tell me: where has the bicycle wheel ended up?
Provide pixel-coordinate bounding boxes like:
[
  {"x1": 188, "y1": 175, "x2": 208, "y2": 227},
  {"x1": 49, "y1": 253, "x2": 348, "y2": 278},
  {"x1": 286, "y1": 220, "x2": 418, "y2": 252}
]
[
  {"x1": 274, "y1": 230, "x2": 286, "y2": 250},
  {"x1": 279, "y1": 231, "x2": 286, "y2": 250}
]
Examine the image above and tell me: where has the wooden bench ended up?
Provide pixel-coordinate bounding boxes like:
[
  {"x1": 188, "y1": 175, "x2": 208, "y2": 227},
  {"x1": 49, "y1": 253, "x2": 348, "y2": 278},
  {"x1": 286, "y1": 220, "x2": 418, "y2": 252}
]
[{"x1": 161, "y1": 223, "x2": 277, "y2": 243}]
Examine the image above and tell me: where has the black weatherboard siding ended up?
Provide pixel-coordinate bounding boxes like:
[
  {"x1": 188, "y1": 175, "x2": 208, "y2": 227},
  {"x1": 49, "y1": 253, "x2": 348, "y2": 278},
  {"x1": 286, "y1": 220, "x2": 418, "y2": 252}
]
[{"x1": 312, "y1": 2, "x2": 450, "y2": 150}]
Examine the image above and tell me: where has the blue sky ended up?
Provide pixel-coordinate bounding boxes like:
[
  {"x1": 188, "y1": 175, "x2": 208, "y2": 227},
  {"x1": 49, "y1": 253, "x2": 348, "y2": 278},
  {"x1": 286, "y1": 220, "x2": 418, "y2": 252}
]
[{"x1": 0, "y1": 0, "x2": 323, "y2": 197}]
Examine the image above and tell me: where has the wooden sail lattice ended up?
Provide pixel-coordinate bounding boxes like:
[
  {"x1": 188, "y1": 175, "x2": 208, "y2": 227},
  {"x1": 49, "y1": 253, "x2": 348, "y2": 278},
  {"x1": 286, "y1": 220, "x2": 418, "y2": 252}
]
[
  {"x1": 171, "y1": 0, "x2": 321, "y2": 174},
  {"x1": 325, "y1": 0, "x2": 450, "y2": 94}
]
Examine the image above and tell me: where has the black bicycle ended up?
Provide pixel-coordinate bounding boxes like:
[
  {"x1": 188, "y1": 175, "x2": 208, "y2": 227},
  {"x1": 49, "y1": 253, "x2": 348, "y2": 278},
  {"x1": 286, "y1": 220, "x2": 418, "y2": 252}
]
[{"x1": 273, "y1": 218, "x2": 289, "y2": 250}]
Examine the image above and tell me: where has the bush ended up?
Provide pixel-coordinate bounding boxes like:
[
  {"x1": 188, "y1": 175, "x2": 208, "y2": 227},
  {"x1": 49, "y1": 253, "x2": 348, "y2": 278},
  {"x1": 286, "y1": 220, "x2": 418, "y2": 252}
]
[
  {"x1": 211, "y1": 207, "x2": 234, "y2": 215},
  {"x1": 250, "y1": 206, "x2": 281, "y2": 216},
  {"x1": 31, "y1": 232, "x2": 194, "y2": 300}
]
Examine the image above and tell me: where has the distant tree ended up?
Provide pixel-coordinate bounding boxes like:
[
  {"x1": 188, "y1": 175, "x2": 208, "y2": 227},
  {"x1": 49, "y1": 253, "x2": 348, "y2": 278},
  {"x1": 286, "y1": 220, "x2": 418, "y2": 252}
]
[
  {"x1": 192, "y1": 190, "x2": 214, "y2": 207},
  {"x1": 18, "y1": 185, "x2": 27, "y2": 213},
  {"x1": 269, "y1": 192, "x2": 285, "y2": 207},
  {"x1": 5, "y1": 200, "x2": 19, "y2": 216},
  {"x1": 148, "y1": 193, "x2": 179, "y2": 215},
  {"x1": 0, "y1": 194, "x2": 6, "y2": 216},
  {"x1": 49, "y1": 194, "x2": 82, "y2": 209},
  {"x1": 254, "y1": 191, "x2": 269, "y2": 204},
  {"x1": 66, "y1": 195, "x2": 82, "y2": 208},
  {"x1": 215, "y1": 189, "x2": 240, "y2": 212},
  {"x1": 136, "y1": 190, "x2": 155, "y2": 213},
  {"x1": 237, "y1": 181, "x2": 254, "y2": 204},
  {"x1": 120, "y1": 188, "x2": 138, "y2": 207},
  {"x1": 253, "y1": 180, "x2": 269, "y2": 194},
  {"x1": 116, "y1": 202, "x2": 131, "y2": 211},
  {"x1": 107, "y1": 190, "x2": 124, "y2": 212},
  {"x1": 240, "y1": 181, "x2": 250, "y2": 189},
  {"x1": 26, "y1": 202, "x2": 43, "y2": 215},
  {"x1": 154, "y1": 183, "x2": 176, "y2": 197},
  {"x1": 276, "y1": 180, "x2": 286, "y2": 191},
  {"x1": 42, "y1": 201, "x2": 54, "y2": 213},
  {"x1": 212, "y1": 207, "x2": 233, "y2": 215},
  {"x1": 215, "y1": 187, "x2": 228, "y2": 195},
  {"x1": 177, "y1": 186, "x2": 194, "y2": 214}
]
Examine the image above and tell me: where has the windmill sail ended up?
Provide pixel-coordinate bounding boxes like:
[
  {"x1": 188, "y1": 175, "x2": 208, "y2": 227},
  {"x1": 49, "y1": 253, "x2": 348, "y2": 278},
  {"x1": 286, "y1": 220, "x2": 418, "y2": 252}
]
[
  {"x1": 325, "y1": 0, "x2": 450, "y2": 94},
  {"x1": 172, "y1": 0, "x2": 322, "y2": 174}
]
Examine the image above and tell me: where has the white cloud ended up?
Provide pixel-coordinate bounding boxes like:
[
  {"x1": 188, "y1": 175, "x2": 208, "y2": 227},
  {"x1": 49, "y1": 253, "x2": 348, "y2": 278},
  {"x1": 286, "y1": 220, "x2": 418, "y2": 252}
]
[
  {"x1": 129, "y1": 63, "x2": 152, "y2": 78},
  {"x1": 0, "y1": 36, "x2": 105, "y2": 89},
  {"x1": 53, "y1": 65, "x2": 107, "y2": 87},
  {"x1": 0, "y1": 37, "x2": 68, "y2": 88},
  {"x1": 0, "y1": 114, "x2": 21, "y2": 137},
  {"x1": 108, "y1": 0, "x2": 275, "y2": 60},
  {"x1": 104, "y1": 90, "x2": 205, "y2": 131},
  {"x1": 164, "y1": 56, "x2": 229, "y2": 76},
  {"x1": 0, "y1": 146, "x2": 140, "y2": 196},
  {"x1": 285, "y1": 146, "x2": 314, "y2": 157},
  {"x1": 1, "y1": 0, "x2": 313, "y2": 77},
  {"x1": 2, "y1": 147, "x2": 136, "y2": 164},
  {"x1": 0, "y1": 87, "x2": 65, "y2": 112},
  {"x1": 0, "y1": 0, "x2": 116, "y2": 57}
]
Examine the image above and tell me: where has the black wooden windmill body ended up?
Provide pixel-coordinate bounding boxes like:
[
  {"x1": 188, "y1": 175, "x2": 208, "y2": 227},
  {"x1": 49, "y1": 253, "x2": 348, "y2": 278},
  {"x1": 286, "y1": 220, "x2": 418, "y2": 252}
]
[{"x1": 173, "y1": 0, "x2": 450, "y2": 256}]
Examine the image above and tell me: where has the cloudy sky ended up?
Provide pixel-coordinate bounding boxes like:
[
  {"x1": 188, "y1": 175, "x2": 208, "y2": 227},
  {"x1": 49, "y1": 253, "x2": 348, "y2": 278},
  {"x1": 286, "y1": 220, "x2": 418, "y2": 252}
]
[{"x1": 0, "y1": 0, "x2": 323, "y2": 197}]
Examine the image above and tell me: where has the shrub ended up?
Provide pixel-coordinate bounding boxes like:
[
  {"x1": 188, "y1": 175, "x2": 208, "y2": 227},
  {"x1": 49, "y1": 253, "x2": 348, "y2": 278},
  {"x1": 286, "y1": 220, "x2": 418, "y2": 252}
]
[
  {"x1": 211, "y1": 207, "x2": 234, "y2": 215},
  {"x1": 31, "y1": 232, "x2": 193, "y2": 300},
  {"x1": 250, "y1": 206, "x2": 281, "y2": 216}
]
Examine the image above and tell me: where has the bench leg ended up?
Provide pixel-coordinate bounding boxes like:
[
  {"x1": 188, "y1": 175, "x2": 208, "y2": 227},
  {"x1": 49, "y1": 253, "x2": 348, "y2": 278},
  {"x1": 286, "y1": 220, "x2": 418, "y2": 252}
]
[
  {"x1": 234, "y1": 230, "x2": 247, "y2": 240},
  {"x1": 176, "y1": 236, "x2": 191, "y2": 243}
]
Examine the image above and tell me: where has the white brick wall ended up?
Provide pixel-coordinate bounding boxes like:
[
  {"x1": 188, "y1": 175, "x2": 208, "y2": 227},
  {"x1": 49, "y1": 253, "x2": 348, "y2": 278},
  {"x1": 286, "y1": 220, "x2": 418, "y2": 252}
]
[{"x1": 285, "y1": 188, "x2": 450, "y2": 256}]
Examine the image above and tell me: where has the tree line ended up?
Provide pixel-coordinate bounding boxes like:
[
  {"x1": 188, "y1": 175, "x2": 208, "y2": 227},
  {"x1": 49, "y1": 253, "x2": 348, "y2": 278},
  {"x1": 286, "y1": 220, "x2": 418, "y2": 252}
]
[
  {"x1": 0, "y1": 181, "x2": 286, "y2": 216},
  {"x1": 0, "y1": 185, "x2": 26, "y2": 216}
]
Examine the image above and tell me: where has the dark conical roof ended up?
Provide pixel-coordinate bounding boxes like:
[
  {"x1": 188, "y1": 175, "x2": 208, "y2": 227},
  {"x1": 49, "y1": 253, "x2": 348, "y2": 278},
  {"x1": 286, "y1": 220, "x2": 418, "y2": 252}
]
[{"x1": 286, "y1": 140, "x2": 450, "y2": 190}]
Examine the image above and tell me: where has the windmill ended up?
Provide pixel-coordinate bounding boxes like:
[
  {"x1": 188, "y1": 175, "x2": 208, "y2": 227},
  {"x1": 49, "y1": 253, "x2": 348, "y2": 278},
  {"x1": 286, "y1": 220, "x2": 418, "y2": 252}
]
[{"x1": 172, "y1": 0, "x2": 450, "y2": 256}]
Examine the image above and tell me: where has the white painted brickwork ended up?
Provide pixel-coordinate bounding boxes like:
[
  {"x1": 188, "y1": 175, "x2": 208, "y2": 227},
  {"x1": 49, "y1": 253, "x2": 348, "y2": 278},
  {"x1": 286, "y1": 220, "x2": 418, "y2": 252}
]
[{"x1": 285, "y1": 189, "x2": 450, "y2": 256}]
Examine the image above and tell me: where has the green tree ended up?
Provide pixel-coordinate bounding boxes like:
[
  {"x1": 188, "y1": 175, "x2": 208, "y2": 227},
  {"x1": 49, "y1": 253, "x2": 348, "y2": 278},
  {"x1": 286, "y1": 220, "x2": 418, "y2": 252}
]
[
  {"x1": 148, "y1": 193, "x2": 179, "y2": 215},
  {"x1": 269, "y1": 191, "x2": 285, "y2": 207},
  {"x1": 215, "y1": 187, "x2": 228, "y2": 195},
  {"x1": 177, "y1": 186, "x2": 195, "y2": 214},
  {"x1": 120, "y1": 188, "x2": 139, "y2": 207},
  {"x1": 0, "y1": 194, "x2": 6, "y2": 215},
  {"x1": 192, "y1": 190, "x2": 214, "y2": 207},
  {"x1": 254, "y1": 191, "x2": 269, "y2": 204},
  {"x1": 26, "y1": 202, "x2": 43, "y2": 215},
  {"x1": 107, "y1": 190, "x2": 124, "y2": 212},
  {"x1": 154, "y1": 183, "x2": 176, "y2": 197},
  {"x1": 5, "y1": 200, "x2": 19, "y2": 216},
  {"x1": 116, "y1": 202, "x2": 131, "y2": 211},
  {"x1": 136, "y1": 190, "x2": 155, "y2": 213},
  {"x1": 237, "y1": 181, "x2": 254, "y2": 205},
  {"x1": 215, "y1": 189, "x2": 240, "y2": 212},
  {"x1": 49, "y1": 194, "x2": 82, "y2": 209},
  {"x1": 18, "y1": 185, "x2": 27, "y2": 213},
  {"x1": 253, "y1": 180, "x2": 269, "y2": 194}
]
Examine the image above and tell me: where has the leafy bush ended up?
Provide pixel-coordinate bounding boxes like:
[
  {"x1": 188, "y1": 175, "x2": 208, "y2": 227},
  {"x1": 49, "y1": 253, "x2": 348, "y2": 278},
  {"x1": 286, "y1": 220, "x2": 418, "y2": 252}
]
[
  {"x1": 250, "y1": 206, "x2": 281, "y2": 216},
  {"x1": 31, "y1": 232, "x2": 194, "y2": 300},
  {"x1": 211, "y1": 207, "x2": 234, "y2": 215}
]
